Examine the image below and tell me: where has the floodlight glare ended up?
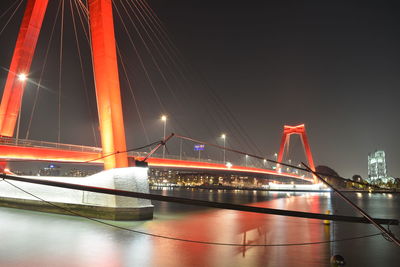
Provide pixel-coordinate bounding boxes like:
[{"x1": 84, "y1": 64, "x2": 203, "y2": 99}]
[{"x1": 17, "y1": 73, "x2": 27, "y2": 81}]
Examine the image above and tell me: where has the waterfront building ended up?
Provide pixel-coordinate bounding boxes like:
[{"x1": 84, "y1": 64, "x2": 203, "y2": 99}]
[
  {"x1": 38, "y1": 164, "x2": 61, "y2": 176},
  {"x1": 367, "y1": 150, "x2": 389, "y2": 184}
]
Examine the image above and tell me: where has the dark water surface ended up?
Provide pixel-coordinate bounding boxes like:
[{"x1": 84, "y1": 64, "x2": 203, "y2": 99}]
[{"x1": 0, "y1": 188, "x2": 399, "y2": 266}]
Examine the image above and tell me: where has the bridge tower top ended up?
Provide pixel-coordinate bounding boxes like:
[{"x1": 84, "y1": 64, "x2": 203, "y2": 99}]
[{"x1": 277, "y1": 124, "x2": 317, "y2": 183}]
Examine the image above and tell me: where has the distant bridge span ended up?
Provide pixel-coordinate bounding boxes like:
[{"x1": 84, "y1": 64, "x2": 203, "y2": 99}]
[{"x1": 0, "y1": 138, "x2": 312, "y2": 183}]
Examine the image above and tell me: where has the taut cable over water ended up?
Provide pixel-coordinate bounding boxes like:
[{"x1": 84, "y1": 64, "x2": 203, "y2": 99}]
[{"x1": 302, "y1": 163, "x2": 400, "y2": 247}]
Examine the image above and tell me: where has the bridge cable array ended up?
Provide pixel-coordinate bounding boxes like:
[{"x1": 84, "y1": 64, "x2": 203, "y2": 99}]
[
  {"x1": 0, "y1": 0, "x2": 24, "y2": 36},
  {"x1": 1, "y1": 0, "x2": 269, "y2": 162}
]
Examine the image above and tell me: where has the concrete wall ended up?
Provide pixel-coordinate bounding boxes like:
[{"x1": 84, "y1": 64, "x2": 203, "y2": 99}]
[{"x1": 0, "y1": 167, "x2": 153, "y2": 220}]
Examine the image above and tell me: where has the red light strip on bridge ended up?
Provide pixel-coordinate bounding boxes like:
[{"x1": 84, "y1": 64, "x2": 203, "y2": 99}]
[
  {"x1": 142, "y1": 158, "x2": 311, "y2": 181},
  {"x1": 0, "y1": 144, "x2": 311, "y2": 182}
]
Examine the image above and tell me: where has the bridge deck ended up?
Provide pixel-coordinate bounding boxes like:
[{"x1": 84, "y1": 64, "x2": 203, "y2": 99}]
[{"x1": 0, "y1": 138, "x2": 311, "y2": 182}]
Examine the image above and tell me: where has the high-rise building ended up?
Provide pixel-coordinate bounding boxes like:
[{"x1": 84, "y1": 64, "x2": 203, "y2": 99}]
[{"x1": 368, "y1": 150, "x2": 387, "y2": 183}]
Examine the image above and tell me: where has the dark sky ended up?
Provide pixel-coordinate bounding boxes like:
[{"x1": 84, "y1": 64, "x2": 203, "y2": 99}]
[{"x1": 1, "y1": 0, "x2": 400, "y2": 178}]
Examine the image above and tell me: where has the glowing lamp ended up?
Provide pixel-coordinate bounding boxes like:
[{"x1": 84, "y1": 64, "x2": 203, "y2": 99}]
[{"x1": 17, "y1": 73, "x2": 27, "y2": 81}]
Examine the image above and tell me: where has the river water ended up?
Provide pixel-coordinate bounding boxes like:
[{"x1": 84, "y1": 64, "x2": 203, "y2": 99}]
[{"x1": 0, "y1": 188, "x2": 399, "y2": 266}]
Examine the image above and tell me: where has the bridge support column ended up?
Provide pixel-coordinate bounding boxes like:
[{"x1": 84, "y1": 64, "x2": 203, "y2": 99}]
[
  {"x1": 277, "y1": 124, "x2": 317, "y2": 183},
  {"x1": 88, "y1": 0, "x2": 128, "y2": 169},
  {"x1": 0, "y1": 0, "x2": 49, "y2": 137}
]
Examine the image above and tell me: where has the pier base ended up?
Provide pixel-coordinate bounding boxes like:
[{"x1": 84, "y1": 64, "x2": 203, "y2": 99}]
[{"x1": 0, "y1": 167, "x2": 154, "y2": 220}]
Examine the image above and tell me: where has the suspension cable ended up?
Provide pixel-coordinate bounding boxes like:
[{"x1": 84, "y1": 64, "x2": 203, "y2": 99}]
[
  {"x1": 57, "y1": 0, "x2": 65, "y2": 143},
  {"x1": 72, "y1": 0, "x2": 90, "y2": 42},
  {"x1": 112, "y1": 2, "x2": 166, "y2": 113},
  {"x1": 0, "y1": 0, "x2": 24, "y2": 36},
  {"x1": 118, "y1": 0, "x2": 181, "y2": 106},
  {"x1": 116, "y1": 45, "x2": 151, "y2": 145},
  {"x1": 132, "y1": 0, "x2": 264, "y2": 155},
  {"x1": 70, "y1": 0, "x2": 98, "y2": 146},
  {"x1": 0, "y1": 0, "x2": 20, "y2": 19},
  {"x1": 26, "y1": 0, "x2": 63, "y2": 139},
  {"x1": 122, "y1": 0, "x2": 198, "y2": 138},
  {"x1": 302, "y1": 163, "x2": 400, "y2": 247}
]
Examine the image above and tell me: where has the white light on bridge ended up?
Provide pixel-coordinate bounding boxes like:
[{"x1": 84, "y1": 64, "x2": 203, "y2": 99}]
[
  {"x1": 225, "y1": 162, "x2": 232, "y2": 168},
  {"x1": 17, "y1": 73, "x2": 27, "y2": 81}
]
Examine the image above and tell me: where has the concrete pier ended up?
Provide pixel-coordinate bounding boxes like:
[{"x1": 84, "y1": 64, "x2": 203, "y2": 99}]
[{"x1": 0, "y1": 167, "x2": 154, "y2": 220}]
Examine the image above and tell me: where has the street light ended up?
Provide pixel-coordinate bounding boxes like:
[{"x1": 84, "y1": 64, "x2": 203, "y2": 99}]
[
  {"x1": 17, "y1": 73, "x2": 27, "y2": 82},
  {"x1": 161, "y1": 115, "x2": 167, "y2": 158},
  {"x1": 221, "y1": 133, "x2": 226, "y2": 163},
  {"x1": 245, "y1": 154, "x2": 248, "y2": 167}
]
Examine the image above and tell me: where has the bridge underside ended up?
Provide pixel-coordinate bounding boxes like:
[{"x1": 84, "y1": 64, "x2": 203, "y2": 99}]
[{"x1": 0, "y1": 144, "x2": 312, "y2": 183}]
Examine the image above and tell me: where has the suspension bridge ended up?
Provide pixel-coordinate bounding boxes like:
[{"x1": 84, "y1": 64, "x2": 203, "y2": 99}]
[
  {"x1": 0, "y1": 0, "x2": 317, "y2": 183},
  {"x1": 1, "y1": 0, "x2": 400, "y2": 250},
  {"x1": 2, "y1": 3, "x2": 400, "y2": 265}
]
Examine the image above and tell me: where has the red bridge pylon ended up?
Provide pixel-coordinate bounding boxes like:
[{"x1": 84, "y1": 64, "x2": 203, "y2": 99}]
[
  {"x1": 277, "y1": 124, "x2": 317, "y2": 183},
  {"x1": 0, "y1": 0, "x2": 128, "y2": 170}
]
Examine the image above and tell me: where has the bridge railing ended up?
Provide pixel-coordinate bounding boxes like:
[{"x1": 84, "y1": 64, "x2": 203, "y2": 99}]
[
  {"x1": 0, "y1": 137, "x2": 306, "y2": 177},
  {"x1": 130, "y1": 151, "x2": 306, "y2": 177},
  {"x1": 129, "y1": 151, "x2": 231, "y2": 165},
  {"x1": 128, "y1": 151, "x2": 278, "y2": 171},
  {"x1": 0, "y1": 137, "x2": 102, "y2": 153}
]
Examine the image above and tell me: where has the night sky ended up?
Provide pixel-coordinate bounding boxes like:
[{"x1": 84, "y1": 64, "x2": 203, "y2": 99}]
[{"x1": 1, "y1": 0, "x2": 400, "y2": 178}]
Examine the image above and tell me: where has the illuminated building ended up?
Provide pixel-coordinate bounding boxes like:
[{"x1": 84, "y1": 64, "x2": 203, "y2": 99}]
[
  {"x1": 147, "y1": 169, "x2": 305, "y2": 187},
  {"x1": 368, "y1": 150, "x2": 387, "y2": 184},
  {"x1": 39, "y1": 164, "x2": 61, "y2": 176}
]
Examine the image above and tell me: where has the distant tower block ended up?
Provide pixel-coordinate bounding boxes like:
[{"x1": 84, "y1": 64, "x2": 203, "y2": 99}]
[{"x1": 277, "y1": 124, "x2": 317, "y2": 183}]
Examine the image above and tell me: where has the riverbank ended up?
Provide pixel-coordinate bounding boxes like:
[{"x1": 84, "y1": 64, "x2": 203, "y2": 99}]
[{"x1": 150, "y1": 184, "x2": 400, "y2": 193}]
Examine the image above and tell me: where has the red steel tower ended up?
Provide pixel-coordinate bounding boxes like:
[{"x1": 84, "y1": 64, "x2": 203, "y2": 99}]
[
  {"x1": 277, "y1": 124, "x2": 317, "y2": 183},
  {"x1": 0, "y1": 0, "x2": 128, "y2": 169}
]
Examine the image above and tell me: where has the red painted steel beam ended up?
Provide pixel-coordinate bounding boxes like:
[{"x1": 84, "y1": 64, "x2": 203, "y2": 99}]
[
  {"x1": 0, "y1": 144, "x2": 102, "y2": 164},
  {"x1": 277, "y1": 124, "x2": 317, "y2": 183},
  {"x1": 0, "y1": 145, "x2": 309, "y2": 181},
  {"x1": 299, "y1": 131, "x2": 317, "y2": 183},
  {"x1": 277, "y1": 133, "x2": 288, "y2": 165},
  {"x1": 0, "y1": 0, "x2": 49, "y2": 137},
  {"x1": 143, "y1": 157, "x2": 308, "y2": 180},
  {"x1": 88, "y1": 0, "x2": 128, "y2": 170}
]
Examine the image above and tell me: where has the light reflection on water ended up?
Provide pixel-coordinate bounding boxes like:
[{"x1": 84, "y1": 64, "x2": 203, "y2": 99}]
[{"x1": 0, "y1": 189, "x2": 399, "y2": 267}]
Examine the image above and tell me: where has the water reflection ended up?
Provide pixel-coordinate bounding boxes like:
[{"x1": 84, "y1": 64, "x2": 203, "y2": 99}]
[{"x1": 0, "y1": 189, "x2": 399, "y2": 266}]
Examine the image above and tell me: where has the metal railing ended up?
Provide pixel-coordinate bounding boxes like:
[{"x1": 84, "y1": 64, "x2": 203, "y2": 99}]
[
  {"x1": 0, "y1": 137, "x2": 102, "y2": 153},
  {"x1": 128, "y1": 151, "x2": 296, "y2": 174},
  {"x1": 0, "y1": 137, "x2": 305, "y2": 177}
]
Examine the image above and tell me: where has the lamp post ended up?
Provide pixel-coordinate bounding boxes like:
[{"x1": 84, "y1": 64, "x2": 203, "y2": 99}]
[
  {"x1": 245, "y1": 154, "x2": 248, "y2": 167},
  {"x1": 16, "y1": 73, "x2": 27, "y2": 144},
  {"x1": 161, "y1": 115, "x2": 167, "y2": 158},
  {"x1": 221, "y1": 134, "x2": 226, "y2": 163}
]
